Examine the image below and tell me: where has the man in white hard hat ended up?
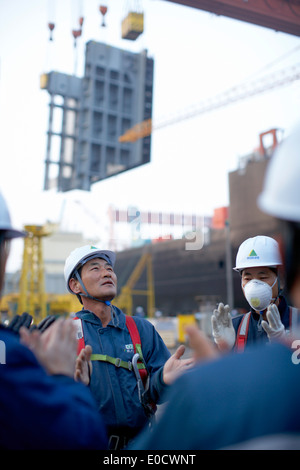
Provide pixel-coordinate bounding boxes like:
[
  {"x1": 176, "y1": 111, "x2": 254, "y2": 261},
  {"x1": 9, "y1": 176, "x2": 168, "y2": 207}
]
[
  {"x1": 64, "y1": 245, "x2": 194, "y2": 450},
  {"x1": 211, "y1": 235, "x2": 299, "y2": 351},
  {"x1": 0, "y1": 191, "x2": 108, "y2": 449},
  {"x1": 130, "y1": 121, "x2": 300, "y2": 451}
]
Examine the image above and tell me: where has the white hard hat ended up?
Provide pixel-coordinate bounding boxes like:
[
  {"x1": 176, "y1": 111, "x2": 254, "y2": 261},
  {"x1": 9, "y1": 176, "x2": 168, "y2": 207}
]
[
  {"x1": 233, "y1": 235, "x2": 282, "y2": 272},
  {"x1": 0, "y1": 191, "x2": 26, "y2": 239},
  {"x1": 64, "y1": 245, "x2": 116, "y2": 293},
  {"x1": 258, "y1": 121, "x2": 300, "y2": 222}
]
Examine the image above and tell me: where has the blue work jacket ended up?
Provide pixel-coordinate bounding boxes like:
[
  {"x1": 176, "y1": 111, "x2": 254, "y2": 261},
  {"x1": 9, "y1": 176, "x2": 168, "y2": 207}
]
[
  {"x1": 0, "y1": 326, "x2": 108, "y2": 450},
  {"x1": 75, "y1": 306, "x2": 171, "y2": 433},
  {"x1": 232, "y1": 296, "x2": 298, "y2": 349}
]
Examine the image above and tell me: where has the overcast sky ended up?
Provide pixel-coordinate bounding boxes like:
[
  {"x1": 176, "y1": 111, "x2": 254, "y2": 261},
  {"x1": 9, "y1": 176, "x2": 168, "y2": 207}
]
[{"x1": 0, "y1": 0, "x2": 300, "y2": 271}]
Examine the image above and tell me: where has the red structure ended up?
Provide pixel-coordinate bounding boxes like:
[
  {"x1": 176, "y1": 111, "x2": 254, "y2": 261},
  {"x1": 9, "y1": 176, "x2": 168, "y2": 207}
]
[{"x1": 165, "y1": 0, "x2": 300, "y2": 37}]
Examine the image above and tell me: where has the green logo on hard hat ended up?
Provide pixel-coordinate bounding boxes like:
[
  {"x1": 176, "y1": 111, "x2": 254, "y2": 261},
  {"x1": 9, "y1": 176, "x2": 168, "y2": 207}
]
[
  {"x1": 247, "y1": 249, "x2": 259, "y2": 259},
  {"x1": 249, "y1": 249, "x2": 257, "y2": 257},
  {"x1": 90, "y1": 246, "x2": 98, "y2": 249}
]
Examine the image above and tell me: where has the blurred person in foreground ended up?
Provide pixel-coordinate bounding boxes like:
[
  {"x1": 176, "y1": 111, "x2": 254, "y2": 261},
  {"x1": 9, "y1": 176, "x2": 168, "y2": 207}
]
[
  {"x1": 130, "y1": 121, "x2": 300, "y2": 450},
  {"x1": 0, "y1": 191, "x2": 108, "y2": 450}
]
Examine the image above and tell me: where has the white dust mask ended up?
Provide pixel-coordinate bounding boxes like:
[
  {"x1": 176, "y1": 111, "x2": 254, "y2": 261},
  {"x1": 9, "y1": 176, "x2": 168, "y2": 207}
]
[{"x1": 243, "y1": 278, "x2": 277, "y2": 312}]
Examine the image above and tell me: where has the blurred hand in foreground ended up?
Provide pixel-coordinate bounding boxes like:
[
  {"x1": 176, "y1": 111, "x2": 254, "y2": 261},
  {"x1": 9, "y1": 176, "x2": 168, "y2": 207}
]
[{"x1": 20, "y1": 318, "x2": 77, "y2": 378}]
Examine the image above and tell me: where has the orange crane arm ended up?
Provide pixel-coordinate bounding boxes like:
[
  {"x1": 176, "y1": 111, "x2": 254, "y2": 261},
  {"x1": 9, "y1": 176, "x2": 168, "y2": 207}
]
[
  {"x1": 118, "y1": 63, "x2": 300, "y2": 143},
  {"x1": 118, "y1": 119, "x2": 152, "y2": 143}
]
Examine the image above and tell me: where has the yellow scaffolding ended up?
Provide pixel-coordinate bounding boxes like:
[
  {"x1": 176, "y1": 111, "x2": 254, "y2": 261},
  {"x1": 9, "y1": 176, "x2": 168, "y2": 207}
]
[
  {"x1": 0, "y1": 232, "x2": 155, "y2": 323},
  {"x1": 47, "y1": 293, "x2": 82, "y2": 316},
  {"x1": 17, "y1": 224, "x2": 52, "y2": 322},
  {"x1": 114, "y1": 252, "x2": 155, "y2": 317}
]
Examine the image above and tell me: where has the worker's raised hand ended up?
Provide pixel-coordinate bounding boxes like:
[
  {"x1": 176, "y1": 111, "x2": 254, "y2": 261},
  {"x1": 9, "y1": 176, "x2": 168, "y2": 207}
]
[
  {"x1": 74, "y1": 344, "x2": 93, "y2": 385},
  {"x1": 261, "y1": 304, "x2": 286, "y2": 342},
  {"x1": 20, "y1": 318, "x2": 77, "y2": 378},
  {"x1": 162, "y1": 345, "x2": 195, "y2": 385},
  {"x1": 211, "y1": 303, "x2": 236, "y2": 350}
]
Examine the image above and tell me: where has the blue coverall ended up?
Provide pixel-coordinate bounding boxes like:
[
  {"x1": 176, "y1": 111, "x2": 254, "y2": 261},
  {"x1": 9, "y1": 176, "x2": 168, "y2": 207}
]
[{"x1": 75, "y1": 305, "x2": 171, "y2": 438}]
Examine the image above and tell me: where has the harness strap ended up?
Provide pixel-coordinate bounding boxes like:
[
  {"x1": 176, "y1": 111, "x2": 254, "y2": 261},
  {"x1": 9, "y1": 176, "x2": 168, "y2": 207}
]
[
  {"x1": 74, "y1": 317, "x2": 85, "y2": 356},
  {"x1": 90, "y1": 353, "x2": 145, "y2": 371},
  {"x1": 74, "y1": 315, "x2": 148, "y2": 377},
  {"x1": 74, "y1": 313, "x2": 156, "y2": 418},
  {"x1": 235, "y1": 312, "x2": 251, "y2": 353},
  {"x1": 125, "y1": 316, "x2": 156, "y2": 417},
  {"x1": 125, "y1": 315, "x2": 148, "y2": 384}
]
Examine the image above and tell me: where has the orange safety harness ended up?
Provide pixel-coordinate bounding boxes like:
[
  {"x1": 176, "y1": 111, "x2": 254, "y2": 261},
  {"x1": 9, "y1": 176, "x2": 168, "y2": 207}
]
[{"x1": 235, "y1": 306, "x2": 300, "y2": 353}]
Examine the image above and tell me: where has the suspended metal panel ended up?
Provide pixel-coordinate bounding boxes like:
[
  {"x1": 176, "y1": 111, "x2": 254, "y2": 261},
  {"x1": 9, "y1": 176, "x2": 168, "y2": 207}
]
[{"x1": 41, "y1": 41, "x2": 154, "y2": 192}]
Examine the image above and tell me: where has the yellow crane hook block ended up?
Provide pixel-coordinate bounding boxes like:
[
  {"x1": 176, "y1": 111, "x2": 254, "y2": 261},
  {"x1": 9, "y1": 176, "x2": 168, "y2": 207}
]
[{"x1": 121, "y1": 12, "x2": 144, "y2": 40}]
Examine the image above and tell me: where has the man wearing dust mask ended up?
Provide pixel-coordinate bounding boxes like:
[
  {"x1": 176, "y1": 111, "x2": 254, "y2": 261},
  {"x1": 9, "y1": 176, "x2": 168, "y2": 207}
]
[{"x1": 211, "y1": 235, "x2": 300, "y2": 351}]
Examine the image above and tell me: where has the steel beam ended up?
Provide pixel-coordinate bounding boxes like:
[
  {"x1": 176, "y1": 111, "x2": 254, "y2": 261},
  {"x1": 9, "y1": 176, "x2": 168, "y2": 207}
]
[{"x1": 165, "y1": 0, "x2": 300, "y2": 37}]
